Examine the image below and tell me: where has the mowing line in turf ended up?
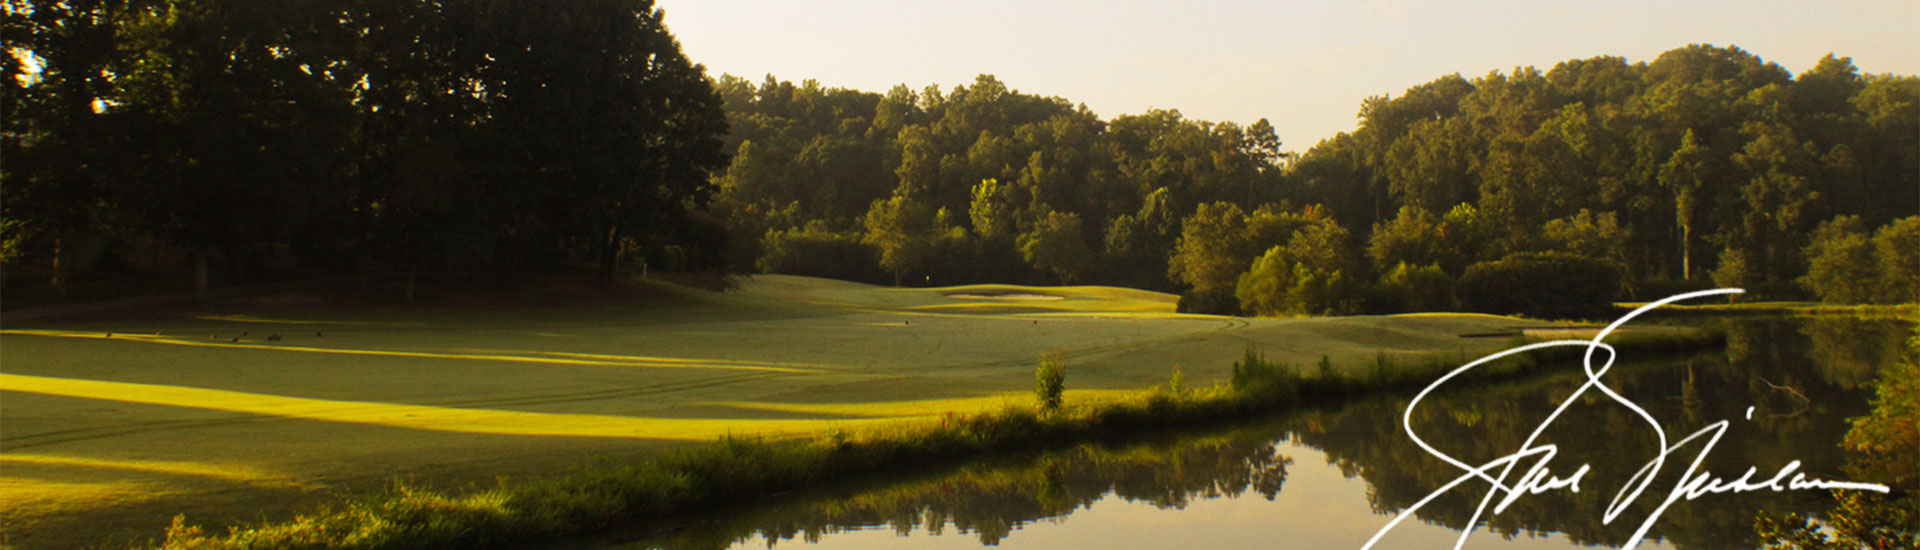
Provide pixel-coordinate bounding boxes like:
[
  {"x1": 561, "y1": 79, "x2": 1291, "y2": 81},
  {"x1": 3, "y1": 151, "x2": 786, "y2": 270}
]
[
  {"x1": 0, "y1": 373, "x2": 925, "y2": 440},
  {"x1": 0, "y1": 330, "x2": 821, "y2": 374},
  {"x1": 0, "y1": 455, "x2": 314, "y2": 489}
]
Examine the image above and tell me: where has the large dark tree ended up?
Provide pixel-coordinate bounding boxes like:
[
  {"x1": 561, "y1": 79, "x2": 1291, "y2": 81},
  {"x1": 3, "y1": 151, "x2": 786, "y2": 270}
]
[
  {"x1": 4, "y1": 0, "x2": 143, "y2": 296},
  {"x1": 453, "y1": 0, "x2": 727, "y2": 284},
  {"x1": 2, "y1": 0, "x2": 728, "y2": 304},
  {"x1": 107, "y1": 0, "x2": 361, "y2": 295}
]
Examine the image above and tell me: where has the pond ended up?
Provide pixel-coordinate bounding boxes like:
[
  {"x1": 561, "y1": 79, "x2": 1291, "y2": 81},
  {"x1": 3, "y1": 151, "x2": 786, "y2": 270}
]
[{"x1": 601, "y1": 316, "x2": 1914, "y2": 550}]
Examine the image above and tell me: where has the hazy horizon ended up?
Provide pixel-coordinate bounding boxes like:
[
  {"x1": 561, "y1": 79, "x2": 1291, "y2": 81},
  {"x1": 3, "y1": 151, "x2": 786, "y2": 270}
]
[{"x1": 657, "y1": 0, "x2": 1920, "y2": 153}]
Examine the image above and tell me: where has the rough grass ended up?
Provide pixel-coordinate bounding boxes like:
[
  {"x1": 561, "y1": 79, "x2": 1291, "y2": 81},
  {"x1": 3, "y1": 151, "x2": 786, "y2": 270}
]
[
  {"x1": 1, "y1": 275, "x2": 1667, "y2": 548},
  {"x1": 1613, "y1": 301, "x2": 1917, "y2": 319}
]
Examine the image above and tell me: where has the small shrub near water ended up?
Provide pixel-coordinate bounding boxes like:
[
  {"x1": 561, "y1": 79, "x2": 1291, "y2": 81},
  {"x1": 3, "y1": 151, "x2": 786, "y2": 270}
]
[
  {"x1": 1370, "y1": 351, "x2": 1393, "y2": 383},
  {"x1": 1168, "y1": 363, "x2": 1186, "y2": 395},
  {"x1": 1229, "y1": 345, "x2": 1293, "y2": 392},
  {"x1": 1036, "y1": 350, "x2": 1068, "y2": 410}
]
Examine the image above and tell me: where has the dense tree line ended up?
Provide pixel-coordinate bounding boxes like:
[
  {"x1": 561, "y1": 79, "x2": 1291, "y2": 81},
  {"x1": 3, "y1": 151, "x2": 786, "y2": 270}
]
[
  {"x1": 1, "y1": 0, "x2": 726, "y2": 303},
  {"x1": 6, "y1": 32, "x2": 1912, "y2": 313},
  {"x1": 712, "y1": 74, "x2": 1287, "y2": 292},
  {"x1": 716, "y1": 45, "x2": 1917, "y2": 316},
  {"x1": 1299, "y1": 45, "x2": 1917, "y2": 309}
]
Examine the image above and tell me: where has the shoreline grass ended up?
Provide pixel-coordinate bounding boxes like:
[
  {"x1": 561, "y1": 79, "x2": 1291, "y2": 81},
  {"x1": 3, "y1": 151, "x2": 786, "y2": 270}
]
[
  {"x1": 147, "y1": 327, "x2": 1725, "y2": 550},
  {"x1": 1612, "y1": 301, "x2": 1916, "y2": 320}
]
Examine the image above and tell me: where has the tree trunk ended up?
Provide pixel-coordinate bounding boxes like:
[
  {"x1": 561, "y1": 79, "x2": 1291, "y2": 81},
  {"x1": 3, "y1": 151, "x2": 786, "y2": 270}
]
[
  {"x1": 228, "y1": 247, "x2": 247, "y2": 286},
  {"x1": 1762, "y1": 238, "x2": 1778, "y2": 285},
  {"x1": 49, "y1": 235, "x2": 65, "y2": 297},
  {"x1": 192, "y1": 248, "x2": 210, "y2": 302},
  {"x1": 1680, "y1": 222, "x2": 1692, "y2": 281},
  {"x1": 358, "y1": 250, "x2": 374, "y2": 290},
  {"x1": 597, "y1": 224, "x2": 620, "y2": 286}
]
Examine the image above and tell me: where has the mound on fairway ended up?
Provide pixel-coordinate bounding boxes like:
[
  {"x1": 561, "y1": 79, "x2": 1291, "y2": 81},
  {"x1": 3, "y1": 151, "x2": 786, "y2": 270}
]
[{"x1": 1, "y1": 275, "x2": 1566, "y2": 549}]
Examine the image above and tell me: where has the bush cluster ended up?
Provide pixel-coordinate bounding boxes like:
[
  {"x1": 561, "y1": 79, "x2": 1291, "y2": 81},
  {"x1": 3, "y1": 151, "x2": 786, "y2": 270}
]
[{"x1": 1459, "y1": 252, "x2": 1622, "y2": 319}]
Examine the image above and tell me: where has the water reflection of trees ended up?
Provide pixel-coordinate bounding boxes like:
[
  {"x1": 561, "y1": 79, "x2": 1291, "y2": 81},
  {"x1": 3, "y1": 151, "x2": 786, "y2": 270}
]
[
  {"x1": 1796, "y1": 316, "x2": 1908, "y2": 389},
  {"x1": 1759, "y1": 318, "x2": 1920, "y2": 549},
  {"x1": 627, "y1": 431, "x2": 1291, "y2": 549},
  {"x1": 618, "y1": 317, "x2": 1906, "y2": 550},
  {"x1": 1726, "y1": 317, "x2": 1908, "y2": 390},
  {"x1": 1293, "y1": 317, "x2": 1895, "y2": 550}
]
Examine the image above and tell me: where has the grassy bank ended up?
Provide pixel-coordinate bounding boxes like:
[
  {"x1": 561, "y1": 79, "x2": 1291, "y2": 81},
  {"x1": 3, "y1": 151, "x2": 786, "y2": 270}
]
[
  {"x1": 148, "y1": 327, "x2": 1724, "y2": 549},
  {"x1": 1613, "y1": 301, "x2": 1917, "y2": 320}
]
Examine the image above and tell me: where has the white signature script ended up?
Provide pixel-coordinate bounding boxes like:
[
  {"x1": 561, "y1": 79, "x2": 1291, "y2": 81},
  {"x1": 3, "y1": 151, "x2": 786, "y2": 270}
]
[{"x1": 1363, "y1": 289, "x2": 1891, "y2": 550}]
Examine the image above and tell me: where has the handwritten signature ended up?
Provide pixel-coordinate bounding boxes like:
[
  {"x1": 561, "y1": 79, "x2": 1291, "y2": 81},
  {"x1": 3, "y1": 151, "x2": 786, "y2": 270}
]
[{"x1": 1363, "y1": 289, "x2": 1891, "y2": 550}]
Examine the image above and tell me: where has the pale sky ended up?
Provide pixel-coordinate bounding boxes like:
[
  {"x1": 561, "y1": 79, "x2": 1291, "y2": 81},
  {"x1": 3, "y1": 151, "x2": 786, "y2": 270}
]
[{"x1": 654, "y1": 0, "x2": 1919, "y2": 154}]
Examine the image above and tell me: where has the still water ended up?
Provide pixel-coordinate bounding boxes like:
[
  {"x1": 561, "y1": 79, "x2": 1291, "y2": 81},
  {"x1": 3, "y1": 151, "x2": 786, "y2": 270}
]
[{"x1": 608, "y1": 317, "x2": 1912, "y2": 550}]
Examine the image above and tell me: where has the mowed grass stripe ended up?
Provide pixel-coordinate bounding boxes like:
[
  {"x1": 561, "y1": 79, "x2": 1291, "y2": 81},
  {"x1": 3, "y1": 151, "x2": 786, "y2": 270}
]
[
  {"x1": 0, "y1": 455, "x2": 314, "y2": 489},
  {"x1": 0, "y1": 329, "x2": 821, "y2": 373},
  {"x1": 0, "y1": 371, "x2": 785, "y2": 448},
  {"x1": 936, "y1": 316, "x2": 1250, "y2": 372},
  {"x1": 0, "y1": 373, "x2": 923, "y2": 440},
  {"x1": 707, "y1": 389, "x2": 1136, "y2": 417}
]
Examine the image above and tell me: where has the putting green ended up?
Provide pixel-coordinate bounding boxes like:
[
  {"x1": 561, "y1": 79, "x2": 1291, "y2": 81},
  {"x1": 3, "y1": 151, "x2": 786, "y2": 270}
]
[{"x1": 0, "y1": 275, "x2": 1540, "y2": 548}]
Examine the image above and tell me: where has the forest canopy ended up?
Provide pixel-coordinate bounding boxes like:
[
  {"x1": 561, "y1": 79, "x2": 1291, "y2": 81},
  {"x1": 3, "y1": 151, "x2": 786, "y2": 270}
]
[
  {"x1": 4, "y1": 13, "x2": 1915, "y2": 317},
  {"x1": 710, "y1": 46, "x2": 1916, "y2": 315}
]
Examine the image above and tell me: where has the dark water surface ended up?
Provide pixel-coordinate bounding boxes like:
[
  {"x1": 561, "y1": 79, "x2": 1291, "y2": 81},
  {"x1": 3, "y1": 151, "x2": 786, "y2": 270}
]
[{"x1": 603, "y1": 317, "x2": 1911, "y2": 550}]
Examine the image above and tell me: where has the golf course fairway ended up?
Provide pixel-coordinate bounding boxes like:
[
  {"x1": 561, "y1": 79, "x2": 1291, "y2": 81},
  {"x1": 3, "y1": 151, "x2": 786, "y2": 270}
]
[{"x1": 1, "y1": 275, "x2": 1554, "y2": 548}]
